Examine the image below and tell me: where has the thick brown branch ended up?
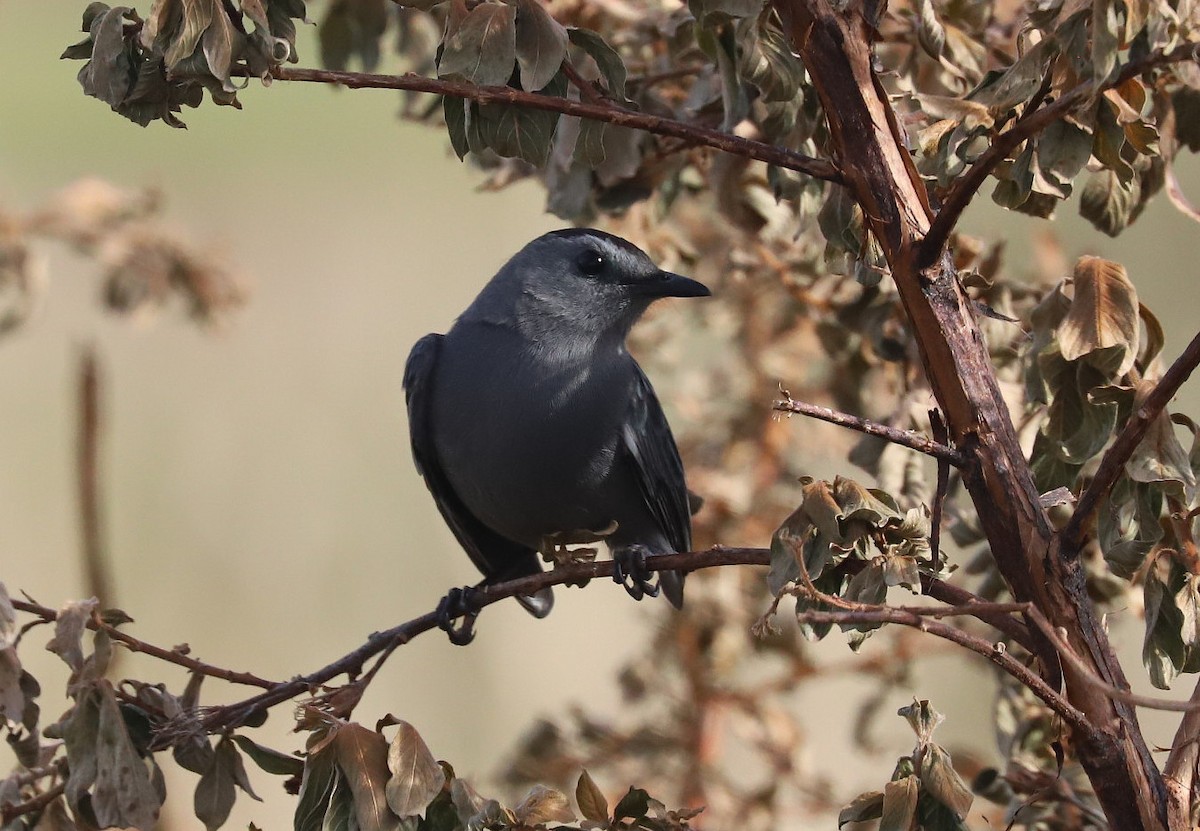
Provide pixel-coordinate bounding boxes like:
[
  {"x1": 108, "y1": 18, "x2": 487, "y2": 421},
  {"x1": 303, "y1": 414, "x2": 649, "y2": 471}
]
[
  {"x1": 773, "y1": 394, "x2": 965, "y2": 466},
  {"x1": 1163, "y1": 676, "x2": 1200, "y2": 830},
  {"x1": 773, "y1": 0, "x2": 1170, "y2": 825},
  {"x1": 918, "y1": 43, "x2": 1200, "y2": 269},
  {"x1": 255, "y1": 66, "x2": 842, "y2": 183},
  {"x1": 10, "y1": 598, "x2": 278, "y2": 689},
  {"x1": 1063, "y1": 328, "x2": 1200, "y2": 551}
]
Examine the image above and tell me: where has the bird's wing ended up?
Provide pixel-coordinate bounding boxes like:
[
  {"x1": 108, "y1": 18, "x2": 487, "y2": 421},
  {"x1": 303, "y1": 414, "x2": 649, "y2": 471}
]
[
  {"x1": 403, "y1": 333, "x2": 552, "y2": 617},
  {"x1": 620, "y1": 364, "x2": 693, "y2": 554}
]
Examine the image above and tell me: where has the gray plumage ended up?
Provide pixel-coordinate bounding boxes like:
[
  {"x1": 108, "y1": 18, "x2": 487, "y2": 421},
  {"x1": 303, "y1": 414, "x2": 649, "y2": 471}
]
[{"x1": 403, "y1": 229, "x2": 709, "y2": 618}]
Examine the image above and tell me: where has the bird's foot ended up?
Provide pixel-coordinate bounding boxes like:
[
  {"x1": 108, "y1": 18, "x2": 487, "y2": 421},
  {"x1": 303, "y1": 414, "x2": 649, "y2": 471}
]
[
  {"x1": 435, "y1": 586, "x2": 482, "y2": 646},
  {"x1": 540, "y1": 522, "x2": 619, "y2": 588},
  {"x1": 612, "y1": 545, "x2": 660, "y2": 601}
]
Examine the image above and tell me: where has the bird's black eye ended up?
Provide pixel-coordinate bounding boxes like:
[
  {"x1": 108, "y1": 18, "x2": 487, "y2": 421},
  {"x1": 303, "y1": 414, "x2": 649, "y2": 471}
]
[{"x1": 576, "y1": 249, "x2": 606, "y2": 276}]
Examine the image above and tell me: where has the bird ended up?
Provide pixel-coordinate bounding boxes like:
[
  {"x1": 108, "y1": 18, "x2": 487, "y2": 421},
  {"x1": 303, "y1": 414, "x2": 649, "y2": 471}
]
[{"x1": 403, "y1": 228, "x2": 710, "y2": 644}]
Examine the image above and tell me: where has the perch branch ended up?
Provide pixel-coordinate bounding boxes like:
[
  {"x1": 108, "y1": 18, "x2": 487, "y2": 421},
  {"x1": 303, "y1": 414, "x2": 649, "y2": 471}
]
[
  {"x1": 173, "y1": 547, "x2": 1023, "y2": 742},
  {"x1": 1062, "y1": 327, "x2": 1200, "y2": 551}
]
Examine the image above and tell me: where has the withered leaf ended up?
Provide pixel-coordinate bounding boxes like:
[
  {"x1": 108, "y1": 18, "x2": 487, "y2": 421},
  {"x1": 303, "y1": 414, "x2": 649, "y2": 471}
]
[
  {"x1": 514, "y1": 784, "x2": 575, "y2": 825},
  {"x1": 838, "y1": 790, "x2": 883, "y2": 827},
  {"x1": 335, "y1": 722, "x2": 401, "y2": 831},
  {"x1": 1058, "y1": 256, "x2": 1139, "y2": 377},
  {"x1": 879, "y1": 776, "x2": 918, "y2": 831},
  {"x1": 63, "y1": 681, "x2": 162, "y2": 831},
  {"x1": 385, "y1": 720, "x2": 444, "y2": 818},
  {"x1": 46, "y1": 598, "x2": 99, "y2": 673},
  {"x1": 575, "y1": 769, "x2": 609, "y2": 823},
  {"x1": 0, "y1": 645, "x2": 23, "y2": 724},
  {"x1": 898, "y1": 698, "x2": 944, "y2": 744},
  {"x1": 919, "y1": 744, "x2": 973, "y2": 819}
]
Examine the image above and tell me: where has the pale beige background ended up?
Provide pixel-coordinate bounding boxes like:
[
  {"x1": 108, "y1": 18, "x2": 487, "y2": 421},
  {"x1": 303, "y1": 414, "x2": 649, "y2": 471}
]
[{"x1": 2, "y1": 3, "x2": 1199, "y2": 828}]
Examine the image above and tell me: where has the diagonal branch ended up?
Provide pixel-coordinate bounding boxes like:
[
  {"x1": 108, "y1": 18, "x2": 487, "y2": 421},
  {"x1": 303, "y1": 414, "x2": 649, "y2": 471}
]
[
  {"x1": 773, "y1": 393, "x2": 966, "y2": 466},
  {"x1": 255, "y1": 66, "x2": 842, "y2": 184},
  {"x1": 918, "y1": 43, "x2": 1200, "y2": 269},
  {"x1": 1062, "y1": 327, "x2": 1200, "y2": 551}
]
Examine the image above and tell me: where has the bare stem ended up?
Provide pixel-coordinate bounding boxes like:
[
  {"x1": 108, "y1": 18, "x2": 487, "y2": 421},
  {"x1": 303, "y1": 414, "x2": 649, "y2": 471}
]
[
  {"x1": 11, "y1": 598, "x2": 278, "y2": 689},
  {"x1": 251, "y1": 66, "x2": 842, "y2": 183},
  {"x1": 773, "y1": 394, "x2": 965, "y2": 466},
  {"x1": 1062, "y1": 327, "x2": 1200, "y2": 551}
]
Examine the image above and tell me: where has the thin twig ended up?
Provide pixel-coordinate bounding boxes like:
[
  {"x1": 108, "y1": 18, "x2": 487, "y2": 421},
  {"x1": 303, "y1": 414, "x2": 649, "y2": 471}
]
[
  {"x1": 248, "y1": 66, "x2": 842, "y2": 184},
  {"x1": 77, "y1": 346, "x2": 111, "y2": 607},
  {"x1": 0, "y1": 782, "x2": 65, "y2": 825},
  {"x1": 787, "y1": 601, "x2": 1091, "y2": 731},
  {"x1": 918, "y1": 43, "x2": 1200, "y2": 269},
  {"x1": 1062, "y1": 327, "x2": 1200, "y2": 551},
  {"x1": 1023, "y1": 607, "x2": 1200, "y2": 713},
  {"x1": 929, "y1": 408, "x2": 950, "y2": 571},
  {"x1": 10, "y1": 598, "x2": 278, "y2": 689},
  {"x1": 773, "y1": 394, "x2": 966, "y2": 466},
  {"x1": 560, "y1": 60, "x2": 606, "y2": 106}
]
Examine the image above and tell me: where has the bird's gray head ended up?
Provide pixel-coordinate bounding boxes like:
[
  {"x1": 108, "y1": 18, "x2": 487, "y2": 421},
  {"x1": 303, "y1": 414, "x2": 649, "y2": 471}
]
[{"x1": 460, "y1": 229, "x2": 710, "y2": 343}]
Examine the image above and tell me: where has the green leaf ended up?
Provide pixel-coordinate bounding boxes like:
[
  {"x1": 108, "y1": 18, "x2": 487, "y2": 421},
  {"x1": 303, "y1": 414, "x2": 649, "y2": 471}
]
[
  {"x1": 575, "y1": 770, "x2": 609, "y2": 823},
  {"x1": 511, "y1": 0, "x2": 567, "y2": 91},
  {"x1": 1126, "y1": 384, "x2": 1196, "y2": 500},
  {"x1": 1080, "y1": 167, "x2": 1140, "y2": 236},
  {"x1": 443, "y1": 96, "x2": 470, "y2": 160},
  {"x1": 195, "y1": 736, "x2": 241, "y2": 831},
  {"x1": 613, "y1": 787, "x2": 650, "y2": 822},
  {"x1": 473, "y1": 69, "x2": 566, "y2": 165},
  {"x1": 385, "y1": 720, "x2": 445, "y2": 818},
  {"x1": 737, "y1": 12, "x2": 805, "y2": 103},
  {"x1": 566, "y1": 28, "x2": 628, "y2": 103},
  {"x1": 232, "y1": 734, "x2": 305, "y2": 777},
  {"x1": 573, "y1": 119, "x2": 641, "y2": 185},
  {"x1": 438, "y1": 2, "x2": 517, "y2": 86},
  {"x1": 688, "y1": 0, "x2": 763, "y2": 26},
  {"x1": 295, "y1": 731, "x2": 340, "y2": 831}
]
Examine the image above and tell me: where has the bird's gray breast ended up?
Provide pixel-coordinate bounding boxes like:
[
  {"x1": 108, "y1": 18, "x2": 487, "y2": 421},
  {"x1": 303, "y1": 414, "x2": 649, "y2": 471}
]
[{"x1": 429, "y1": 322, "x2": 639, "y2": 547}]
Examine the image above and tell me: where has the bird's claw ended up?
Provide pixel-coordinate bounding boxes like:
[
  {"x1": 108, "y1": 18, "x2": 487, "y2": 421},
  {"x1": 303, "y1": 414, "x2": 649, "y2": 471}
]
[
  {"x1": 612, "y1": 545, "x2": 660, "y2": 601},
  {"x1": 436, "y1": 587, "x2": 481, "y2": 646}
]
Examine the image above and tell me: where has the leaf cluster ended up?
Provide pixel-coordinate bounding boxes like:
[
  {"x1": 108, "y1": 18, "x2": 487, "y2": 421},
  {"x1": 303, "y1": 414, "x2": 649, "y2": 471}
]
[{"x1": 838, "y1": 700, "x2": 973, "y2": 831}]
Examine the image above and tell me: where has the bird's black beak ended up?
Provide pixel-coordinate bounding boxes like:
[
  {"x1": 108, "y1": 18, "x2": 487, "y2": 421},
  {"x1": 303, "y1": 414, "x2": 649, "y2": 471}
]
[{"x1": 635, "y1": 271, "x2": 711, "y2": 298}]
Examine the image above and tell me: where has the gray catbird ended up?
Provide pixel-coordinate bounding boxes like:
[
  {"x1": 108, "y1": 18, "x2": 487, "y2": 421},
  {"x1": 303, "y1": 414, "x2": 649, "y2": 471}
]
[{"x1": 404, "y1": 229, "x2": 708, "y2": 643}]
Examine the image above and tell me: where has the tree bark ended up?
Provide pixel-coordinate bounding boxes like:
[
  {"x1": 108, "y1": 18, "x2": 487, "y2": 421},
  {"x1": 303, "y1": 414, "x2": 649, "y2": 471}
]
[{"x1": 772, "y1": 1, "x2": 1168, "y2": 827}]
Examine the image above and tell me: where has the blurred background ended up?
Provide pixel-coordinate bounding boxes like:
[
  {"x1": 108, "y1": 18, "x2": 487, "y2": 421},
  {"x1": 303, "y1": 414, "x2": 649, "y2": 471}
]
[{"x1": 3, "y1": 2, "x2": 1200, "y2": 828}]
